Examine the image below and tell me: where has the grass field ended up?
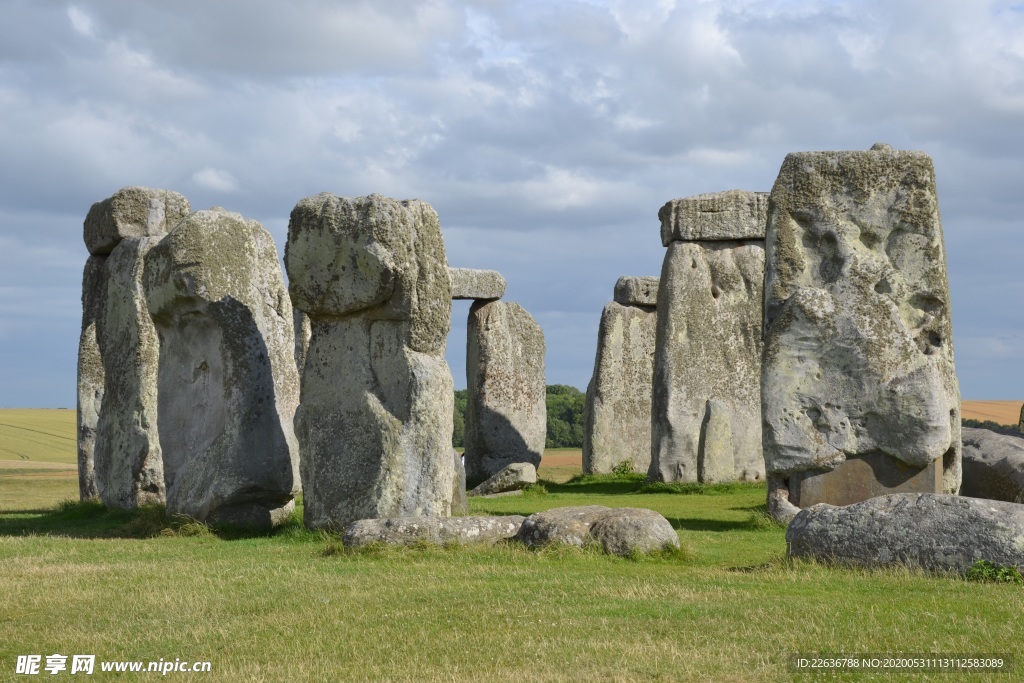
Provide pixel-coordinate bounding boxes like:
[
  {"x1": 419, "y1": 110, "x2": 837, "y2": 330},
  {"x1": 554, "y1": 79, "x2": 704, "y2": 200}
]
[{"x1": 2, "y1": 411, "x2": 1023, "y2": 681}]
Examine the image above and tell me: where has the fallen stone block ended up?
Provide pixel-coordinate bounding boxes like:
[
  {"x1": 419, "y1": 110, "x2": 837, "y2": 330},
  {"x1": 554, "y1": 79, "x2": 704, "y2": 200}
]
[
  {"x1": 515, "y1": 506, "x2": 679, "y2": 556},
  {"x1": 786, "y1": 493, "x2": 1024, "y2": 574},
  {"x1": 961, "y1": 427, "x2": 1024, "y2": 504},
  {"x1": 343, "y1": 515, "x2": 526, "y2": 548}
]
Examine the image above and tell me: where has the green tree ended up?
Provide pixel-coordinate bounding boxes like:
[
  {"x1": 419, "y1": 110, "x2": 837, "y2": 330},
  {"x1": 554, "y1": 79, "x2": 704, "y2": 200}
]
[{"x1": 452, "y1": 389, "x2": 468, "y2": 448}]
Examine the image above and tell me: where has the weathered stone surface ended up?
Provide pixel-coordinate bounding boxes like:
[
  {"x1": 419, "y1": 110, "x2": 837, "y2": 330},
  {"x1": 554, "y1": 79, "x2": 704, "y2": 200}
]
[
  {"x1": 84, "y1": 186, "x2": 190, "y2": 256},
  {"x1": 343, "y1": 515, "x2": 525, "y2": 548},
  {"x1": 93, "y1": 237, "x2": 165, "y2": 509},
  {"x1": 286, "y1": 193, "x2": 450, "y2": 354},
  {"x1": 515, "y1": 506, "x2": 679, "y2": 556},
  {"x1": 789, "y1": 452, "x2": 941, "y2": 508},
  {"x1": 450, "y1": 267, "x2": 506, "y2": 300},
  {"x1": 961, "y1": 427, "x2": 1024, "y2": 503},
  {"x1": 762, "y1": 147, "x2": 961, "y2": 519},
  {"x1": 468, "y1": 462, "x2": 536, "y2": 496},
  {"x1": 464, "y1": 300, "x2": 546, "y2": 483},
  {"x1": 650, "y1": 240, "x2": 765, "y2": 483},
  {"x1": 293, "y1": 308, "x2": 312, "y2": 378},
  {"x1": 145, "y1": 208, "x2": 300, "y2": 529},
  {"x1": 787, "y1": 493, "x2": 1024, "y2": 574},
  {"x1": 287, "y1": 194, "x2": 456, "y2": 530},
  {"x1": 77, "y1": 256, "x2": 107, "y2": 500},
  {"x1": 658, "y1": 190, "x2": 768, "y2": 246},
  {"x1": 1019, "y1": 405, "x2": 1023, "y2": 432},
  {"x1": 613, "y1": 276, "x2": 659, "y2": 306},
  {"x1": 583, "y1": 301, "x2": 656, "y2": 475}
]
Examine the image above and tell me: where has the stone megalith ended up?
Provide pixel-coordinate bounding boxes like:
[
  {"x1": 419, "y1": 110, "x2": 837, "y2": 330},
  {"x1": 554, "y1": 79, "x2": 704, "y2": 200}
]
[
  {"x1": 583, "y1": 276, "x2": 658, "y2": 475},
  {"x1": 77, "y1": 186, "x2": 191, "y2": 503},
  {"x1": 762, "y1": 146, "x2": 961, "y2": 521},
  {"x1": 650, "y1": 190, "x2": 768, "y2": 483},
  {"x1": 145, "y1": 208, "x2": 301, "y2": 529},
  {"x1": 93, "y1": 237, "x2": 165, "y2": 508},
  {"x1": 293, "y1": 308, "x2": 312, "y2": 375},
  {"x1": 463, "y1": 300, "x2": 546, "y2": 483},
  {"x1": 450, "y1": 267, "x2": 506, "y2": 300},
  {"x1": 76, "y1": 256, "x2": 107, "y2": 500},
  {"x1": 287, "y1": 193, "x2": 455, "y2": 530}
]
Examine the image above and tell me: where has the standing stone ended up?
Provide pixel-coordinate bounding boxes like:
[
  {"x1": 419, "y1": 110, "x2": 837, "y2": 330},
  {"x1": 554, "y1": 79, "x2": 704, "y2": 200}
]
[
  {"x1": 762, "y1": 146, "x2": 961, "y2": 521},
  {"x1": 77, "y1": 186, "x2": 191, "y2": 504},
  {"x1": 583, "y1": 277, "x2": 658, "y2": 475},
  {"x1": 145, "y1": 208, "x2": 301, "y2": 529},
  {"x1": 93, "y1": 237, "x2": 165, "y2": 508},
  {"x1": 76, "y1": 256, "x2": 107, "y2": 500},
  {"x1": 463, "y1": 300, "x2": 546, "y2": 483},
  {"x1": 650, "y1": 191, "x2": 767, "y2": 483},
  {"x1": 84, "y1": 186, "x2": 190, "y2": 256},
  {"x1": 287, "y1": 193, "x2": 455, "y2": 530},
  {"x1": 293, "y1": 308, "x2": 312, "y2": 375}
]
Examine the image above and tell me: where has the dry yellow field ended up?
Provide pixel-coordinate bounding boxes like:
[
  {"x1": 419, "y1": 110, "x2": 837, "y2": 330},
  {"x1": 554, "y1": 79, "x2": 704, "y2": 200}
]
[
  {"x1": 961, "y1": 400, "x2": 1023, "y2": 426},
  {"x1": 0, "y1": 408, "x2": 76, "y2": 465}
]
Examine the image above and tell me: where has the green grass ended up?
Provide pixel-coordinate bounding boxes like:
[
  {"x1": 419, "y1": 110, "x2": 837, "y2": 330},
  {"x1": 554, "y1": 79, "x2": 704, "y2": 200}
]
[{"x1": 2, "y1": 477, "x2": 1022, "y2": 681}]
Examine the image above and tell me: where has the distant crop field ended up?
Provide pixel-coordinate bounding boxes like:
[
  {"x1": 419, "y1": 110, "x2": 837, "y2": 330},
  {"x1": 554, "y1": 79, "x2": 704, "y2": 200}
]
[
  {"x1": 0, "y1": 409, "x2": 76, "y2": 465},
  {"x1": 961, "y1": 400, "x2": 1023, "y2": 427}
]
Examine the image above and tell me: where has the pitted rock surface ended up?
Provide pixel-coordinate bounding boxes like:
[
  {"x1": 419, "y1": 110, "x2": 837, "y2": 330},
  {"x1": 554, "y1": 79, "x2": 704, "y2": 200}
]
[
  {"x1": 787, "y1": 493, "x2": 1024, "y2": 574},
  {"x1": 145, "y1": 208, "x2": 300, "y2": 529},
  {"x1": 650, "y1": 239, "x2": 765, "y2": 483},
  {"x1": 449, "y1": 267, "x2": 506, "y2": 300},
  {"x1": 343, "y1": 515, "x2": 525, "y2": 548},
  {"x1": 93, "y1": 237, "x2": 165, "y2": 509},
  {"x1": 762, "y1": 147, "x2": 961, "y2": 518},
  {"x1": 464, "y1": 300, "x2": 546, "y2": 483},
  {"x1": 658, "y1": 189, "x2": 768, "y2": 245},
  {"x1": 584, "y1": 300, "x2": 656, "y2": 475},
  {"x1": 612, "y1": 276, "x2": 659, "y2": 307},
  {"x1": 515, "y1": 506, "x2": 679, "y2": 556},
  {"x1": 287, "y1": 194, "x2": 456, "y2": 530},
  {"x1": 83, "y1": 186, "x2": 190, "y2": 256}
]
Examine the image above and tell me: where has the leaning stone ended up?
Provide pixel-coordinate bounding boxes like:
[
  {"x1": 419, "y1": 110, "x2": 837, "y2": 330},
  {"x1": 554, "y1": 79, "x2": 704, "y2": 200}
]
[
  {"x1": 145, "y1": 208, "x2": 301, "y2": 529},
  {"x1": 583, "y1": 301, "x2": 656, "y2": 475},
  {"x1": 343, "y1": 515, "x2": 525, "y2": 548},
  {"x1": 83, "y1": 186, "x2": 190, "y2": 256},
  {"x1": 613, "y1": 276, "x2": 659, "y2": 307},
  {"x1": 77, "y1": 256, "x2": 107, "y2": 500},
  {"x1": 658, "y1": 189, "x2": 768, "y2": 246},
  {"x1": 786, "y1": 493, "x2": 1024, "y2": 574},
  {"x1": 468, "y1": 462, "x2": 537, "y2": 497},
  {"x1": 650, "y1": 240, "x2": 765, "y2": 483},
  {"x1": 287, "y1": 194, "x2": 455, "y2": 529},
  {"x1": 449, "y1": 268, "x2": 506, "y2": 300},
  {"x1": 515, "y1": 506, "x2": 679, "y2": 556},
  {"x1": 762, "y1": 147, "x2": 961, "y2": 519},
  {"x1": 464, "y1": 300, "x2": 546, "y2": 483},
  {"x1": 961, "y1": 428, "x2": 1024, "y2": 503},
  {"x1": 93, "y1": 237, "x2": 165, "y2": 509}
]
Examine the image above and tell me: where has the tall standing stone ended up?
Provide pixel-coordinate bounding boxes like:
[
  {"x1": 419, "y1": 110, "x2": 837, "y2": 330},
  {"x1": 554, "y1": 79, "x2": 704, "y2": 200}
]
[
  {"x1": 77, "y1": 186, "x2": 191, "y2": 503},
  {"x1": 583, "y1": 276, "x2": 658, "y2": 475},
  {"x1": 761, "y1": 146, "x2": 961, "y2": 521},
  {"x1": 650, "y1": 190, "x2": 768, "y2": 483},
  {"x1": 287, "y1": 193, "x2": 455, "y2": 530},
  {"x1": 464, "y1": 300, "x2": 546, "y2": 483},
  {"x1": 76, "y1": 256, "x2": 107, "y2": 500},
  {"x1": 145, "y1": 208, "x2": 301, "y2": 529},
  {"x1": 93, "y1": 237, "x2": 165, "y2": 508}
]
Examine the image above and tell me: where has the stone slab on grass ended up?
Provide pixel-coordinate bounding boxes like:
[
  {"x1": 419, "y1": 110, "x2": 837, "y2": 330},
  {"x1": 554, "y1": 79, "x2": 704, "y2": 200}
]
[
  {"x1": 515, "y1": 505, "x2": 679, "y2": 556},
  {"x1": 343, "y1": 516, "x2": 526, "y2": 548}
]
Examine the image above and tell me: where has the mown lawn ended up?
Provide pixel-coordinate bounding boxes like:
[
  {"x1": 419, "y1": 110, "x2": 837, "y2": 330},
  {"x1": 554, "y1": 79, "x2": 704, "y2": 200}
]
[{"x1": 1, "y1": 471, "x2": 1022, "y2": 682}]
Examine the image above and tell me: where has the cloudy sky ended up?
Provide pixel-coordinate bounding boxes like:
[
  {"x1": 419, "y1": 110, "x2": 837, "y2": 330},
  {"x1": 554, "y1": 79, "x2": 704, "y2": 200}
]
[{"x1": 1, "y1": 0, "x2": 1022, "y2": 407}]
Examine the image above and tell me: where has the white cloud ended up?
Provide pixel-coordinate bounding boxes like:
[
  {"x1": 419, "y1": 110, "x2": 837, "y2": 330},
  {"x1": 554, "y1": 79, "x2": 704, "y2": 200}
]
[
  {"x1": 67, "y1": 6, "x2": 95, "y2": 38},
  {"x1": 192, "y1": 167, "x2": 239, "y2": 193}
]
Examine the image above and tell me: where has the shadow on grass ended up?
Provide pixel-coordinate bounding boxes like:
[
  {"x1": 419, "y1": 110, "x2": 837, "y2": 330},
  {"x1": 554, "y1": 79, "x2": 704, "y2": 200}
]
[{"x1": 0, "y1": 499, "x2": 318, "y2": 542}]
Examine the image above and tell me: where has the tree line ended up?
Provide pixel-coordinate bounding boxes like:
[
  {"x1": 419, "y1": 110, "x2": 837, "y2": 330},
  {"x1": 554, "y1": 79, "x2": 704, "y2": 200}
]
[{"x1": 452, "y1": 384, "x2": 586, "y2": 449}]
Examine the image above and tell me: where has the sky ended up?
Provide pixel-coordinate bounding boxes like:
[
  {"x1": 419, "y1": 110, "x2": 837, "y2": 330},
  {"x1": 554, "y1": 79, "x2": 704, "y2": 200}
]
[{"x1": 1, "y1": 0, "x2": 1023, "y2": 407}]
